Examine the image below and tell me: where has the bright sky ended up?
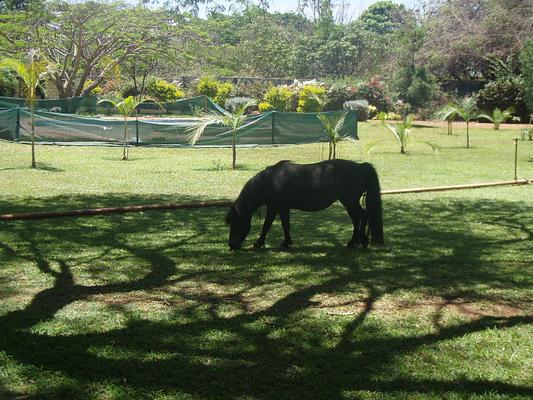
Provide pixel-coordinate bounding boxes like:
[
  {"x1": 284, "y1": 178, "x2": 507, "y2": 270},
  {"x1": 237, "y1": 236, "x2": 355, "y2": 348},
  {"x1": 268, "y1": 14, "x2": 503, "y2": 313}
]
[{"x1": 202, "y1": 0, "x2": 419, "y2": 18}]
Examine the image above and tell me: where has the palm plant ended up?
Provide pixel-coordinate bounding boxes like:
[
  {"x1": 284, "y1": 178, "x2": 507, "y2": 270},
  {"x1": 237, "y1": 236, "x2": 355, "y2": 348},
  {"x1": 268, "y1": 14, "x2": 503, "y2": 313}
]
[
  {"x1": 317, "y1": 111, "x2": 351, "y2": 160},
  {"x1": 477, "y1": 107, "x2": 515, "y2": 130},
  {"x1": 97, "y1": 95, "x2": 150, "y2": 160},
  {"x1": 368, "y1": 114, "x2": 437, "y2": 155},
  {"x1": 386, "y1": 113, "x2": 414, "y2": 155},
  {"x1": 442, "y1": 97, "x2": 478, "y2": 148},
  {"x1": 187, "y1": 100, "x2": 256, "y2": 169},
  {"x1": 436, "y1": 104, "x2": 458, "y2": 135},
  {"x1": 1, "y1": 55, "x2": 48, "y2": 168}
]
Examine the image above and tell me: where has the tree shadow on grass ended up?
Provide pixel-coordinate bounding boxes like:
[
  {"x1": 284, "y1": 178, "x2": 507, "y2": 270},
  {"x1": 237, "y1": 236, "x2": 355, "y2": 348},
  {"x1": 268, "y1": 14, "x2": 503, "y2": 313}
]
[
  {"x1": 0, "y1": 162, "x2": 64, "y2": 172},
  {"x1": 0, "y1": 195, "x2": 532, "y2": 399}
]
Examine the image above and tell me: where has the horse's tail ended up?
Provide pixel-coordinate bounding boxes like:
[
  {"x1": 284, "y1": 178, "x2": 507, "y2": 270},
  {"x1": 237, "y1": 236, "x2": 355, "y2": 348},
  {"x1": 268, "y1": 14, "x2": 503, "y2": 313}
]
[{"x1": 362, "y1": 163, "x2": 384, "y2": 245}]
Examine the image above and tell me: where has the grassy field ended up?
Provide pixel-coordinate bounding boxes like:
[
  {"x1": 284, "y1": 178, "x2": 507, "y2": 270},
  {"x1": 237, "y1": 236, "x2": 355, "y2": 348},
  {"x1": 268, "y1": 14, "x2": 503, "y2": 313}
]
[{"x1": 0, "y1": 121, "x2": 532, "y2": 399}]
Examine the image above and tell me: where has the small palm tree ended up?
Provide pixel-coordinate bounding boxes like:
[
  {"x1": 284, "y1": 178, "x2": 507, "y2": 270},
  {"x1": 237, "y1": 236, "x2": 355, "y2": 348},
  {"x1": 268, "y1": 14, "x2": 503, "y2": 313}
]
[
  {"x1": 436, "y1": 105, "x2": 458, "y2": 135},
  {"x1": 445, "y1": 97, "x2": 478, "y2": 148},
  {"x1": 97, "y1": 95, "x2": 150, "y2": 160},
  {"x1": 1, "y1": 55, "x2": 48, "y2": 168},
  {"x1": 317, "y1": 111, "x2": 351, "y2": 160},
  {"x1": 187, "y1": 100, "x2": 256, "y2": 169},
  {"x1": 478, "y1": 107, "x2": 514, "y2": 130},
  {"x1": 368, "y1": 114, "x2": 437, "y2": 155},
  {"x1": 387, "y1": 113, "x2": 414, "y2": 155}
]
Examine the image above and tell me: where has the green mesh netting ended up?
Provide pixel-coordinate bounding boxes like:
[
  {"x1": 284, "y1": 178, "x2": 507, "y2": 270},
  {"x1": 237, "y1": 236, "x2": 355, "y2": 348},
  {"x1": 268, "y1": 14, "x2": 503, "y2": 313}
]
[
  {"x1": 0, "y1": 95, "x2": 96, "y2": 113},
  {"x1": 0, "y1": 95, "x2": 223, "y2": 115},
  {"x1": 0, "y1": 108, "x2": 357, "y2": 145}
]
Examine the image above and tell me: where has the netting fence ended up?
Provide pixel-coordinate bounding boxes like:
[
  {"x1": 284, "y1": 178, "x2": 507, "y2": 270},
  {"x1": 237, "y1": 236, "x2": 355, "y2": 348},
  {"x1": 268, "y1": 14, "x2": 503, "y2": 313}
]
[{"x1": 0, "y1": 95, "x2": 357, "y2": 146}]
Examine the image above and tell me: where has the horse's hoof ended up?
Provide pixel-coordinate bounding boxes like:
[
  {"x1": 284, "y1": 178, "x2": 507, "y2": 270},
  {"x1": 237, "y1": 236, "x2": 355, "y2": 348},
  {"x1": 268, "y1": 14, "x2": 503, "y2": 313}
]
[
  {"x1": 253, "y1": 241, "x2": 264, "y2": 249},
  {"x1": 346, "y1": 241, "x2": 356, "y2": 249},
  {"x1": 280, "y1": 243, "x2": 291, "y2": 251}
]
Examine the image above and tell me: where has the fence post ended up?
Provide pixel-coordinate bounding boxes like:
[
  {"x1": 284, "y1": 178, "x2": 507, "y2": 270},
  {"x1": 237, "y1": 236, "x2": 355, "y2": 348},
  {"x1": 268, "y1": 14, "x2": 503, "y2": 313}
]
[
  {"x1": 271, "y1": 111, "x2": 276, "y2": 144},
  {"x1": 513, "y1": 138, "x2": 518, "y2": 181},
  {"x1": 15, "y1": 108, "x2": 21, "y2": 141},
  {"x1": 135, "y1": 109, "x2": 139, "y2": 145},
  {"x1": 353, "y1": 110, "x2": 358, "y2": 140}
]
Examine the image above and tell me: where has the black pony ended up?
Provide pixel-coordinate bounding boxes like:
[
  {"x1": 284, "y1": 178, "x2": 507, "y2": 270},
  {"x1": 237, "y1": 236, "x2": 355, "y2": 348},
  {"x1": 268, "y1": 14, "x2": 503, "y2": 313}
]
[{"x1": 225, "y1": 159, "x2": 384, "y2": 250}]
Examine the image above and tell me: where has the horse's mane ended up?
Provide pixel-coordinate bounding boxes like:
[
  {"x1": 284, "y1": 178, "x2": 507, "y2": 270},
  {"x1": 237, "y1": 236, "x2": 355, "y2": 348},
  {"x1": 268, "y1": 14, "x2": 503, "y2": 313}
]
[{"x1": 232, "y1": 161, "x2": 291, "y2": 217}]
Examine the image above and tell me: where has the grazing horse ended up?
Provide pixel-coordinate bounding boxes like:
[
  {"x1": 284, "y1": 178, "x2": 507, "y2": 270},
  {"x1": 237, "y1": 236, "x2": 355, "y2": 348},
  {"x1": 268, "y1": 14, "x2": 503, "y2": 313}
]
[{"x1": 225, "y1": 159, "x2": 384, "y2": 250}]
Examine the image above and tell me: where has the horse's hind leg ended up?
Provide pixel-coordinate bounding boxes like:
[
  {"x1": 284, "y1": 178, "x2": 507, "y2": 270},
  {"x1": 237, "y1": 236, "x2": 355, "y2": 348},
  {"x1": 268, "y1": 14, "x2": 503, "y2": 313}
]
[
  {"x1": 342, "y1": 200, "x2": 368, "y2": 249},
  {"x1": 279, "y1": 209, "x2": 293, "y2": 250},
  {"x1": 254, "y1": 207, "x2": 276, "y2": 248},
  {"x1": 357, "y1": 210, "x2": 369, "y2": 249}
]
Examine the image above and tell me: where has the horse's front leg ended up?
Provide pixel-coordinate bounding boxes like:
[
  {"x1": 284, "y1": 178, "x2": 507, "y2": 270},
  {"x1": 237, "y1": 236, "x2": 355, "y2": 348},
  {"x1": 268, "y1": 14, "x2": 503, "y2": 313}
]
[
  {"x1": 254, "y1": 207, "x2": 276, "y2": 248},
  {"x1": 278, "y1": 209, "x2": 293, "y2": 250}
]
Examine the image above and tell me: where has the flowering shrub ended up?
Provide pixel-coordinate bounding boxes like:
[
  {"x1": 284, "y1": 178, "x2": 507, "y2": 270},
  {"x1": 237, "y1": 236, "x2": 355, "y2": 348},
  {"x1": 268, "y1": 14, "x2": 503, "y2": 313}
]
[
  {"x1": 356, "y1": 78, "x2": 391, "y2": 112},
  {"x1": 325, "y1": 84, "x2": 357, "y2": 111}
]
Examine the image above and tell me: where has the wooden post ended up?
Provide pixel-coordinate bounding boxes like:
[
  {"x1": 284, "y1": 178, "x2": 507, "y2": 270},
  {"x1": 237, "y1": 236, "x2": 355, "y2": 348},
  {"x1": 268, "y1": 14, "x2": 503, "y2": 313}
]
[
  {"x1": 15, "y1": 108, "x2": 20, "y2": 141},
  {"x1": 513, "y1": 138, "x2": 518, "y2": 181},
  {"x1": 135, "y1": 109, "x2": 140, "y2": 145},
  {"x1": 271, "y1": 111, "x2": 276, "y2": 144}
]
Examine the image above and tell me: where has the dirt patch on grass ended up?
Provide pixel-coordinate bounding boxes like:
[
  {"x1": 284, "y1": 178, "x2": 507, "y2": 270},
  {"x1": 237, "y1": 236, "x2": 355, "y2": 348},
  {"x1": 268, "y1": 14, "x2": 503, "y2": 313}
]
[
  {"x1": 310, "y1": 293, "x2": 530, "y2": 320},
  {"x1": 413, "y1": 120, "x2": 529, "y2": 130}
]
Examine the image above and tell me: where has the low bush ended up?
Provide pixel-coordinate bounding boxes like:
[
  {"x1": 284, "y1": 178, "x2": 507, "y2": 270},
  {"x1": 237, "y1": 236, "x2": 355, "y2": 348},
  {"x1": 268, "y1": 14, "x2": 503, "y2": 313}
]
[
  {"x1": 147, "y1": 79, "x2": 185, "y2": 102},
  {"x1": 356, "y1": 78, "x2": 392, "y2": 112},
  {"x1": 196, "y1": 77, "x2": 234, "y2": 108},
  {"x1": 0, "y1": 67, "x2": 18, "y2": 97},
  {"x1": 476, "y1": 77, "x2": 528, "y2": 122},
  {"x1": 297, "y1": 84, "x2": 326, "y2": 112},
  {"x1": 214, "y1": 82, "x2": 233, "y2": 107},
  {"x1": 325, "y1": 83, "x2": 357, "y2": 111},
  {"x1": 263, "y1": 86, "x2": 294, "y2": 111},
  {"x1": 258, "y1": 101, "x2": 274, "y2": 112},
  {"x1": 196, "y1": 76, "x2": 219, "y2": 99}
]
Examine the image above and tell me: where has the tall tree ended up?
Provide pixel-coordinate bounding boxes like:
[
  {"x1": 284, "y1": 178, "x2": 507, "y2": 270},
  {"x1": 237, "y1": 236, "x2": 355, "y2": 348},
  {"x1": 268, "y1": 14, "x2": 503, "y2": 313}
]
[
  {"x1": 421, "y1": 0, "x2": 533, "y2": 80},
  {"x1": 520, "y1": 40, "x2": 533, "y2": 114},
  {"x1": 359, "y1": 0, "x2": 411, "y2": 35},
  {"x1": 26, "y1": 1, "x2": 173, "y2": 98}
]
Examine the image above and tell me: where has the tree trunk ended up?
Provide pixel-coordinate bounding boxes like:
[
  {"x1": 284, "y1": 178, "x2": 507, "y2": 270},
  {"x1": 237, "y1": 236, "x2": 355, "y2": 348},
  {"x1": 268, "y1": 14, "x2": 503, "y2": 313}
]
[
  {"x1": 466, "y1": 121, "x2": 470, "y2": 148},
  {"x1": 123, "y1": 118, "x2": 128, "y2": 160},
  {"x1": 30, "y1": 106, "x2": 36, "y2": 168}
]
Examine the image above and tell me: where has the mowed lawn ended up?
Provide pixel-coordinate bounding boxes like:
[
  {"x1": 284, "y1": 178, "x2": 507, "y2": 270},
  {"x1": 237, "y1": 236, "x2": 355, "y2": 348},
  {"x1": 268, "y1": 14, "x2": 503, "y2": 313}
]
[{"x1": 0, "y1": 121, "x2": 532, "y2": 399}]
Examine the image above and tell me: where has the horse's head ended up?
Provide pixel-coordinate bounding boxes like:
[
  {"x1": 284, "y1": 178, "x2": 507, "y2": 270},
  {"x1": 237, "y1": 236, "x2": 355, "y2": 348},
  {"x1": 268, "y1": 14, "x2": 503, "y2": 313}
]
[{"x1": 225, "y1": 204, "x2": 251, "y2": 250}]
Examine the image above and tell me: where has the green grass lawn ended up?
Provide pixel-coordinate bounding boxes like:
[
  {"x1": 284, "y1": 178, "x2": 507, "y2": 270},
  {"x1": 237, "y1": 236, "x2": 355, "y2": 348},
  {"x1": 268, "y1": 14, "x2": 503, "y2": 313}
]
[{"x1": 0, "y1": 122, "x2": 532, "y2": 399}]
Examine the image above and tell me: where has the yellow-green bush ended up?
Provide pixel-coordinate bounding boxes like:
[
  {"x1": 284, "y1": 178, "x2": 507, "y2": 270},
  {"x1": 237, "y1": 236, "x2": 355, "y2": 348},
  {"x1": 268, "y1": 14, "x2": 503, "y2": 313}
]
[
  {"x1": 147, "y1": 79, "x2": 184, "y2": 102},
  {"x1": 258, "y1": 101, "x2": 274, "y2": 112},
  {"x1": 196, "y1": 76, "x2": 234, "y2": 107},
  {"x1": 214, "y1": 82, "x2": 233, "y2": 107},
  {"x1": 263, "y1": 86, "x2": 294, "y2": 111},
  {"x1": 297, "y1": 85, "x2": 326, "y2": 112}
]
